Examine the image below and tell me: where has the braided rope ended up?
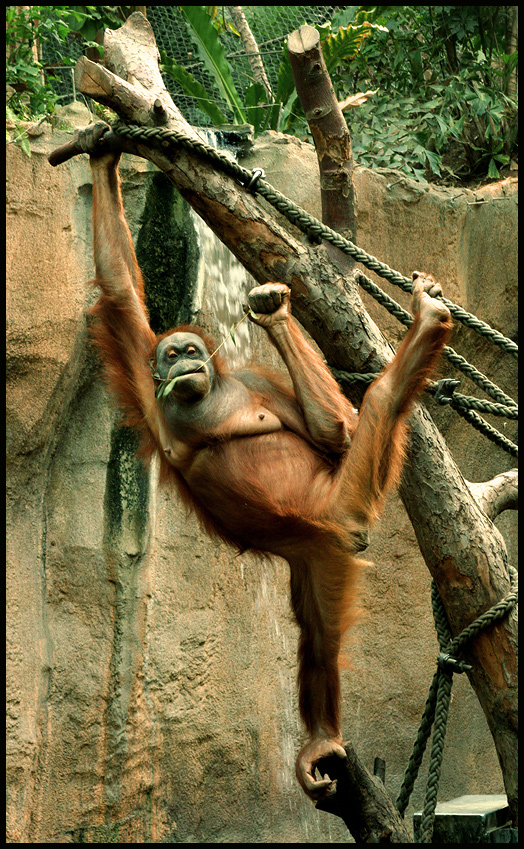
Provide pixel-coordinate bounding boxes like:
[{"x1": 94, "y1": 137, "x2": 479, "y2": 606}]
[
  {"x1": 417, "y1": 669, "x2": 453, "y2": 843},
  {"x1": 357, "y1": 274, "x2": 519, "y2": 457},
  {"x1": 111, "y1": 120, "x2": 518, "y2": 359},
  {"x1": 345, "y1": 271, "x2": 519, "y2": 456},
  {"x1": 396, "y1": 567, "x2": 518, "y2": 842},
  {"x1": 333, "y1": 367, "x2": 517, "y2": 419},
  {"x1": 395, "y1": 669, "x2": 440, "y2": 817},
  {"x1": 333, "y1": 368, "x2": 518, "y2": 460},
  {"x1": 441, "y1": 392, "x2": 518, "y2": 419},
  {"x1": 439, "y1": 402, "x2": 518, "y2": 458},
  {"x1": 395, "y1": 582, "x2": 453, "y2": 820},
  {"x1": 448, "y1": 566, "x2": 518, "y2": 656},
  {"x1": 442, "y1": 347, "x2": 517, "y2": 409},
  {"x1": 254, "y1": 177, "x2": 517, "y2": 359},
  {"x1": 356, "y1": 272, "x2": 517, "y2": 411},
  {"x1": 331, "y1": 369, "x2": 376, "y2": 388}
]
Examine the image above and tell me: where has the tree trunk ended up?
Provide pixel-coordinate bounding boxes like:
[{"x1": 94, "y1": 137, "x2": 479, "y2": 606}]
[
  {"x1": 62, "y1": 11, "x2": 517, "y2": 830},
  {"x1": 288, "y1": 25, "x2": 357, "y2": 273},
  {"x1": 227, "y1": 6, "x2": 273, "y2": 100},
  {"x1": 505, "y1": 6, "x2": 518, "y2": 96},
  {"x1": 316, "y1": 745, "x2": 412, "y2": 842},
  {"x1": 286, "y1": 25, "x2": 518, "y2": 835}
]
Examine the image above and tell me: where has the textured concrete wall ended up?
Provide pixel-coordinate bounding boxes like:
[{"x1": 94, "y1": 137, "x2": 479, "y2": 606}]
[{"x1": 6, "y1": 122, "x2": 517, "y2": 843}]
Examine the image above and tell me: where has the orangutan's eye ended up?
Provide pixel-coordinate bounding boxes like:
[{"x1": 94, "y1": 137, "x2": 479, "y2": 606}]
[
  {"x1": 187, "y1": 345, "x2": 197, "y2": 355},
  {"x1": 167, "y1": 348, "x2": 177, "y2": 359}
]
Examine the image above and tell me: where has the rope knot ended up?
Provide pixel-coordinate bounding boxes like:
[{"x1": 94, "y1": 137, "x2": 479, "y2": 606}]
[
  {"x1": 433, "y1": 378, "x2": 461, "y2": 404},
  {"x1": 437, "y1": 651, "x2": 472, "y2": 674}
]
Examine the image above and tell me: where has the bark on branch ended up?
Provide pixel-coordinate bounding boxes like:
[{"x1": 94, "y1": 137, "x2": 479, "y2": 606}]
[
  {"x1": 63, "y1": 11, "x2": 517, "y2": 829},
  {"x1": 316, "y1": 746, "x2": 412, "y2": 842},
  {"x1": 467, "y1": 469, "x2": 518, "y2": 521},
  {"x1": 286, "y1": 24, "x2": 518, "y2": 834},
  {"x1": 288, "y1": 25, "x2": 357, "y2": 273},
  {"x1": 285, "y1": 23, "x2": 517, "y2": 830}
]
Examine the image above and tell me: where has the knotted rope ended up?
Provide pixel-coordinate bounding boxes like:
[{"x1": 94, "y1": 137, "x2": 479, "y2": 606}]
[{"x1": 395, "y1": 566, "x2": 518, "y2": 842}]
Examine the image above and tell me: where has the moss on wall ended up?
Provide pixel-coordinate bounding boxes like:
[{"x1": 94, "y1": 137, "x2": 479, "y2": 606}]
[
  {"x1": 103, "y1": 426, "x2": 150, "y2": 546},
  {"x1": 135, "y1": 171, "x2": 200, "y2": 334}
]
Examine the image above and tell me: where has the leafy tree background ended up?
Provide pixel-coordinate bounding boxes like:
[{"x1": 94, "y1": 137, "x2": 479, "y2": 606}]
[
  {"x1": 6, "y1": 5, "x2": 518, "y2": 182},
  {"x1": 342, "y1": 6, "x2": 518, "y2": 181}
]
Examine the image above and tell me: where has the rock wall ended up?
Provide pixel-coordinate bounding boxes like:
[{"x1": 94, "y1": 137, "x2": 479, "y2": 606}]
[{"x1": 6, "y1": 123, "x2": 517, "y2": 843}]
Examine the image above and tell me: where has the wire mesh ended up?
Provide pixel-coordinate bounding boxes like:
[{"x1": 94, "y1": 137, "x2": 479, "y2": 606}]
[{"x1": 40, "y1": 6, "x2": 339, "y2": 126}]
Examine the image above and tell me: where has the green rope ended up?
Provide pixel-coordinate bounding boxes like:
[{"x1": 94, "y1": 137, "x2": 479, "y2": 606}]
[
  {"x1": 434, "y1": 399, "x2": 518, "y2": 458},
  {"x1": 334, "y1": 367, "x2": 517, "y2": 418},
  {"x1": 111, "y1": 119, "x2": 517, "y2": 357},
  {"x1": 437, "y1": 392, "x2": 517, "y2": 420},
  {"x1": 354, "y1": 272, "x2": 518, "y2": 456},
  {"x1": 332, "y1": 367, "x2": 518, "y2": 458},
  {"x1": 356, "y1": 272, "x2": 517, "y2": 411},
  {"x1": 395, "y1": 566, "x2": 518, "y2": 842},
  {"x1": 418, "y1": 668, "x2": 453, "y2": 843}
]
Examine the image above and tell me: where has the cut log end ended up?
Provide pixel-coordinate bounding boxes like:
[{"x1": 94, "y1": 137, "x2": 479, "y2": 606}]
[{"x1": 288, "y1": 25, "x2": 320, "y2": 55}]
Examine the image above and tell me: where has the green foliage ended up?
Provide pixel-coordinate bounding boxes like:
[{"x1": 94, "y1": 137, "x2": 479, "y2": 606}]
[
  {"x1": 6, "y1": 106, "x2": 32, "y2": 158},
  {"x1": 342, "y1": 6, "x2": 518, "y2": 181},
  {"x1": 178, "y1": 6, "x2": 246, "y2": 124},
  {"x1": 7, "y1": 5, "x2": 68, "y2": 117},
  {"x1": 161, "y1": 6, "x2": 377, "y2": 136},
  {"x1": 5, "y1": 5, "x2": 126, "y2": 118},
  {"x1": 162, "y1": 6, "x2": 516, "y2": 180},
  {"x1": 7, "y1": 5, "x2": 516, "y2": 183},
  {"x1": 320, "y1": 20, "x2": 386, "y2": 70},
  {"x1": 348, "y1": 81, "x2": 515, "y2": 182},
  {"x1": 161, "y1": 54, "x2": 230, "y2": 126}
]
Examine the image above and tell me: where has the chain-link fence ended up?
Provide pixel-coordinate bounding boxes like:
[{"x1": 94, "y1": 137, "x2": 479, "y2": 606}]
[{"x1": 41, "y1": 6, "x2": 339, "y2": 126}]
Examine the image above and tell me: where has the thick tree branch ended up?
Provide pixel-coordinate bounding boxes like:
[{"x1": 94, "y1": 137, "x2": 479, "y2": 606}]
[
  {"x1": 75, "y1": 55, "x2": 159, "y2": 123},
  {"x1": 316, "y1": 745, "x2": 412, "y2": 842},
  {"x1": 60, "y1": 12, "x2": 517, "y2": 826},
  {"x1": 288, "y1": 25, "x2": 357, "y2": 273},
  {"x1": 467, "y1": 469, "x2": 518, "y2": 521}
]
